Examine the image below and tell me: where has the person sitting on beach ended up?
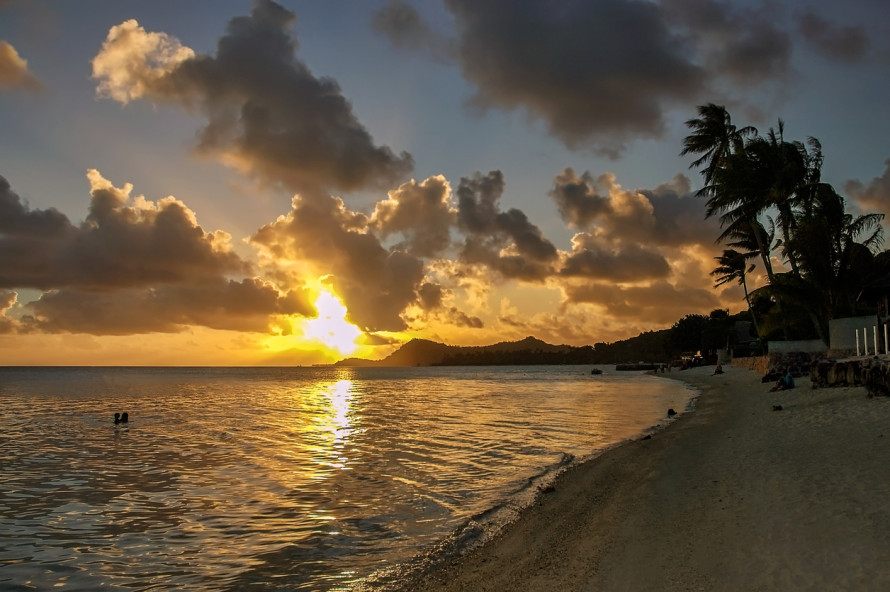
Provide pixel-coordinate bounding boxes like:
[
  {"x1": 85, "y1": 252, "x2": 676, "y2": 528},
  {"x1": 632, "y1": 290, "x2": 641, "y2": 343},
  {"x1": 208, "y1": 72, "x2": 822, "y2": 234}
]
[
  {"x1": 770, "y1": 370, "x2": 795, "y2": 391},
  {"x1": 713, "y1": 363, "x2": 723, "y2": 375}
]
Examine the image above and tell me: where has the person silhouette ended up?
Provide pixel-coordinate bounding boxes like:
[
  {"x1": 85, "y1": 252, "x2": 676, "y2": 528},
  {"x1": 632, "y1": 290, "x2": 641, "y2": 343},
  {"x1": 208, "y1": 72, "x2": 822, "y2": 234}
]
[
  {"x1": 114, "y1": 413, "x2": 121, "y2": 424},
  {"x1": 120, "y1": 412, "x2": 129, "y2": 423}
]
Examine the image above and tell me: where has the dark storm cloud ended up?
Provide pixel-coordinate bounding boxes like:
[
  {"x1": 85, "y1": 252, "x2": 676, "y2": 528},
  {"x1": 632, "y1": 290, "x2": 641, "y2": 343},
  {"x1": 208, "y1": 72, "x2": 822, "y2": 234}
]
[
  {"x1": 798, "y1": 11, "x2": 870, "y2": 62},
  {"x1": 550, "y1": 168, "x2": 612, "y2": 229},
  {"x1": 21, "y1": 278, "x2": 309, "y2": 335},
  {"x1": 456, "y1": 171, "x2": 559, "y2": 282},
  {"x1": 0, "y1": 174, "x2": 73, "y2": 235},
  {"x1": 661, "y1": 0, "x2": 793, "y2": 83},
  {"x1": 1, "y1": 173, "x2": 313, "y2": 335},
  {"x1": 250, "y1": 191, "x2": 426, "y2": 332},
  {"x1": 93, "y1": 0, "x2": 413, "y2": 194},
  {"x1": 443, "y1": 0, "x2": 704, "y2": 152},
  {"x1": 638, "y1": 174, "x2": 718, "y2": 246},
  {"x1": 417, "y1": 281, "x2": 444, "y2": 309},
  {"x1": 375, "y1": 0, "x2": 818, "y2": 152},
  {"x1": 0, "y1": 171, "x2": 249, "y2": 291},
  {"x1": 561, "y1": 234, "x2": 670, "y2": 281},
  {"x1": 550, "y1": 168, "x2": 715, "y2": 247}
]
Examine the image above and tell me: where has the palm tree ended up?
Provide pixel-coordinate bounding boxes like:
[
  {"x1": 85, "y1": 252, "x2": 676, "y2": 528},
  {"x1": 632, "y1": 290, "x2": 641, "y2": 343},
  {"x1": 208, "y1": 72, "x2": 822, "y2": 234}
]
[
  {"x1": 739, "y1": 123, "x2": 814, "y2": 276},
  {"x1": 681, "y1": 103, "x2": 756, "y2": 193},
  {"x1": 712, "y1": 249, "x2": 761, "y2": 337},
  {"x1": 788, "y1": 184, "x2": 884, "y2": 319},
  {"x1": 725, "y1": 218, "x2": 775, "y2": 279},
  {"x1": 685, "y1": 104, "x2": 887, "y2": 345}
]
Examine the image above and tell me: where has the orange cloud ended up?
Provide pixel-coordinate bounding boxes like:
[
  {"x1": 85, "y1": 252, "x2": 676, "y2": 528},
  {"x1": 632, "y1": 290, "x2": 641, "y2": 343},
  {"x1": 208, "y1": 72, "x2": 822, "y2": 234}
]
[{"x1": 0, "y1": 40, "x2": 42, "y2": 92}]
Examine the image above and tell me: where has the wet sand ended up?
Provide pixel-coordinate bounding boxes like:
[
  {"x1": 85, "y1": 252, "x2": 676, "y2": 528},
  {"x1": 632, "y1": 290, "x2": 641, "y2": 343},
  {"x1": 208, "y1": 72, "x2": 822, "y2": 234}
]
[{"x1": 399, "y1": 364, "x2": 890, "y2": 591}]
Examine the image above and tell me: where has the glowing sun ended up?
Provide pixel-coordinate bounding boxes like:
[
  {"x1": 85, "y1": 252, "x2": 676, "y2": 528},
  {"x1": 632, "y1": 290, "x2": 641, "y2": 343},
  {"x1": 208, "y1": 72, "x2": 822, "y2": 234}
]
[{"x1": 304, "y1": 291, "x2": 361, "y2": 356}]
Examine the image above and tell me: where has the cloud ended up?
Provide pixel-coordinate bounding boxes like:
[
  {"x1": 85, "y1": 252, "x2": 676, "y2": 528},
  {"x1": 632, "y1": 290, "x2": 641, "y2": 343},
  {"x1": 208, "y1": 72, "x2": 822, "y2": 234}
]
[
  {"x1": 661, "y1": 0, "x2": 793, "y2": 83},
  {"x1": 91, "y1": 20, "x2": 194, "y2": 103},
  {"x1": 0, "y1": 40, "x2": 42, "y2": 91},
  {"x1": 549, "y1": 168, "x2": 612, "y2": 229},
  {"x1": 798, "y1": 11, "x2": 870, "y2": 62},
  {"x1": 92, "y1": 0, "x2": 413, "y2": 193},
  {"x1": 417, "y1": 281, "x2": 444, "y2": 309},
  {"x1": 250, "y1": 190, "x2": 426, "y2": 332},
  {"x1": 456, "y1": 170, "x2": 559, "y2": 281},
  {"x1": 0, "y1": 171, "x2": 248, "y2": 291},
  {"x1": 564, "y1": 280, "x2": 720, "y2": 324},
  {"x1": 443, "y1": 0, "x2": 704, "y2": 153},
  {"x1": 412, "y1": 281, "x2": 483, "y2": 328},
  {"x1": 638, "y1": 174, "x2": 718, "y2": 247},
  {"x1": 846, "y1": 159, "x2": 890, "y2": 218},
  {"x1": 372, "y1": 0, "x2": 453, "y2": 61},
  {"x1": 1, "y1": 173, "x2": 312, "y2": 335},
  {"x1": 376, "y1": 0, "x2": 809, "y2": 153},
  {"x1": 21, "y1": 278, "x2": 308, "y2": 335},
  {"x1": 561, "y1": 233, "x2": 670, "y2": 281},
  {"x1": 550, "y1": 168, "x2": 715, "y2": 247},
  {"x1": 0, "y1": 289, "x2": 18, "y2": 333},
  {"x1": 546, "y1": 167, "x2": 726, "y2": 324},
  {"x1": 370, "y1": 175, "x2": 456, "y2": 257},
  {"x1": 496, "y1": 308, "x2": 601, "y2": 345}
]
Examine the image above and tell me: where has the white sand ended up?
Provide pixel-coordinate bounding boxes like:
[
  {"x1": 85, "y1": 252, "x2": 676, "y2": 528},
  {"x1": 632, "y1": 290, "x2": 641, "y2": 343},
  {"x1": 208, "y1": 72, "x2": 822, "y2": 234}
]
[{"x1": 398, "y1": 365, "x2": 890, "y2": 591}]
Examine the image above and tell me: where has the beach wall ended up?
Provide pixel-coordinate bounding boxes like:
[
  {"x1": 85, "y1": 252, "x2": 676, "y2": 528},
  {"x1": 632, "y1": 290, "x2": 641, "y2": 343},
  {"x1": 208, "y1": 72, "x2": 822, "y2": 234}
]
[
  {"x1": 829, "y1": 315, "x2": 879, "y2": 353},
  {"x1": 730, "y1": 356, "x2": 769, "y2": 375},
  {"x1": 767, "y1": 339, "x2": 827, "y2": 354}
]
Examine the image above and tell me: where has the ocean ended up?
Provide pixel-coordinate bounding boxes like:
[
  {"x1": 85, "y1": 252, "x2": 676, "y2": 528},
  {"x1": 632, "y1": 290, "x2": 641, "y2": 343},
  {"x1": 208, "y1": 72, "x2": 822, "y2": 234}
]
[{"x1": 0, "y1": 365, "x2": 695, "y2": 591}]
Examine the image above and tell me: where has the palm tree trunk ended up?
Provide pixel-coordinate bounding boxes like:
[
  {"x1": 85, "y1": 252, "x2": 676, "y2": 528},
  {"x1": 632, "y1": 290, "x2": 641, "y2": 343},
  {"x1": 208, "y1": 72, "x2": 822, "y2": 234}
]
[
  {"x1": 748, "y1": 219, "x2": 790, "y2": 339},
  {"x1": 741, "y1": 280, "x2": 761, "y2": 338}
]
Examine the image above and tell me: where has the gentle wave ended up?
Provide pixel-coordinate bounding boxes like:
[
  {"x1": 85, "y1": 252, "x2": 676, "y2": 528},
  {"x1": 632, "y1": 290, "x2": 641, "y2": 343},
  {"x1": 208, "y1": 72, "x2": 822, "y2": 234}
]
[{"x1": 0, "y1": 366, "x2": 694, "y2": 591}]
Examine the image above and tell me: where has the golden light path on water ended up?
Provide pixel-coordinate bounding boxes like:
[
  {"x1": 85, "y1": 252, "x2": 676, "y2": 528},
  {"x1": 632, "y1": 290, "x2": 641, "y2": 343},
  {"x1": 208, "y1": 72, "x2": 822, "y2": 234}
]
[{"x1": 0, "y1": 366, "x2": 695, "y2": 591}]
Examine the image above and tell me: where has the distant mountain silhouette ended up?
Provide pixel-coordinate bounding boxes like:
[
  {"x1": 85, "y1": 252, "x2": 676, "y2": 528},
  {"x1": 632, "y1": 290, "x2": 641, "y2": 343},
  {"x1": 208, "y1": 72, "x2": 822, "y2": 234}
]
[{"x1": 333, "y1": 336, "x2": 584, "y2": 367}]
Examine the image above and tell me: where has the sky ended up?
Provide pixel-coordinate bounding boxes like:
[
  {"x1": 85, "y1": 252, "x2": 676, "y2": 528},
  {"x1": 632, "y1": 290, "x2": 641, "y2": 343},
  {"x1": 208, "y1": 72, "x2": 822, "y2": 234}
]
[{"x1": 1, "y1": 0, "x2": 889, "y2": 366}]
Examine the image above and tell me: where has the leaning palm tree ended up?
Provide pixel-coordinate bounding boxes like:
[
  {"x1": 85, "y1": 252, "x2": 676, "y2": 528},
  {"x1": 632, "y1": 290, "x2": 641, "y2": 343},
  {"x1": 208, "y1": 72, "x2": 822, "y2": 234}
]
[
  {"x1": 740, "y1": 122, "x2": 813, "y2": 276},
  {"x1": 681, "y1": 103, "x2": 756, "y2": 195},
  {"x1": 682, "y1": 106, "x2": 775, "y2": 280},
  {"x1": 725, "y1": 218, "x2": 776, "y2": 281},
  {"x1": 712, "y1": 249, "x2": 761, "y2": 337}
]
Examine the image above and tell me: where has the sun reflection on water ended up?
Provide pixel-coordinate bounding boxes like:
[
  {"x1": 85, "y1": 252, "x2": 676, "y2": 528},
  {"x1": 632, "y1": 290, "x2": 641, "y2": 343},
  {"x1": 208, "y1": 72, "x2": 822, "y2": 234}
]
[
  {"x1": 326, "y1": 379, "x2": 355, "y2": 447},
  {"x1": 304, "y1": 378, "x2": 359, "y2": 476}
]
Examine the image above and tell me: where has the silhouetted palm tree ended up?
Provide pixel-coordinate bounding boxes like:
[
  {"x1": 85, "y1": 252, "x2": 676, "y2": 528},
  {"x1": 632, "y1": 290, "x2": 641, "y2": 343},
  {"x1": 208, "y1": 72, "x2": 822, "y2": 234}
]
[
  {"x1": 681, "y1": 103, "x2": 756, "y2": 194},
  {"x1": 712, "y1": 249, "x2": 760, "y2": 337},
  {"x1": 787, "y1": 185, "x2": 884, "y2": 322}
]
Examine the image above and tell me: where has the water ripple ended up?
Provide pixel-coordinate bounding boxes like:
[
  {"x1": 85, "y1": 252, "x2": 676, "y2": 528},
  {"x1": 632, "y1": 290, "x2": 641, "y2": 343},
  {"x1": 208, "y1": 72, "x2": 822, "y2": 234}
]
[{"x1": 0, "y1": 365, "x2": 693, "y2": 590}]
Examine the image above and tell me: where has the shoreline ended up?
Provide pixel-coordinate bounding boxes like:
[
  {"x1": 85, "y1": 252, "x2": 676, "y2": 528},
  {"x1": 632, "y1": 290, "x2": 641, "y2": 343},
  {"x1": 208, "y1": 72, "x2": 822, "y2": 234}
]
[{"x1": 382, "y1": 364, "x2": 890, "y2": 591}]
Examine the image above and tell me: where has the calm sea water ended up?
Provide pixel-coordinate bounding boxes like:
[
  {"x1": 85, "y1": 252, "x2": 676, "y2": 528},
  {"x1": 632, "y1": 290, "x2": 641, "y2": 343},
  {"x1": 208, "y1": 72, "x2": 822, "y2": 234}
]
[{"x1": 0, "y1": 365, "x2": 694, "y2": 591}]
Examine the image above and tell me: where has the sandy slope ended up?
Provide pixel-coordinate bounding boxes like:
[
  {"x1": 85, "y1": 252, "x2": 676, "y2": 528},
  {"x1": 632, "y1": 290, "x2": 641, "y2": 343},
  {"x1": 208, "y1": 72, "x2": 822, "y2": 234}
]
[{"x1": 397, "y1": 365, "x2": 890, "y2": 591}]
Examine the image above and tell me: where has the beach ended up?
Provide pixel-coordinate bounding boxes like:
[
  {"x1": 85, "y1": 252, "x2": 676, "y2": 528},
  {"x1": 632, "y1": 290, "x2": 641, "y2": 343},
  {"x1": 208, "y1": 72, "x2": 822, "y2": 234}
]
[{"x1": 399, "y1": 364, "x2": 890, "y2": 591}]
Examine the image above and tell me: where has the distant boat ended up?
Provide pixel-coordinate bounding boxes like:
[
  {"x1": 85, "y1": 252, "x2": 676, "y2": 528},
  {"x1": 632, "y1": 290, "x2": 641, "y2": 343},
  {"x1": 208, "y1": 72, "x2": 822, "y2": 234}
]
[{"x1": 591, "y1": 368, "x2": 603, "y2": 375}]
